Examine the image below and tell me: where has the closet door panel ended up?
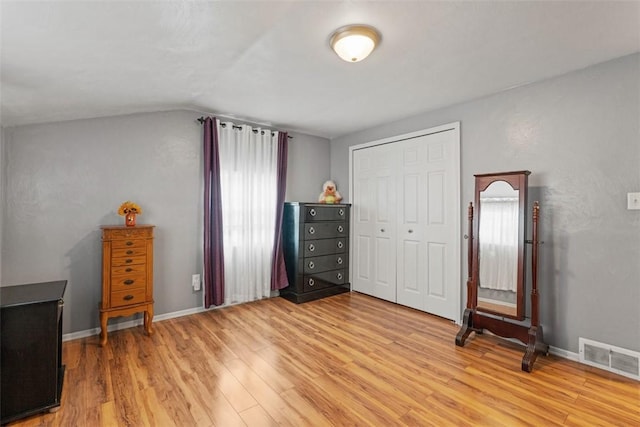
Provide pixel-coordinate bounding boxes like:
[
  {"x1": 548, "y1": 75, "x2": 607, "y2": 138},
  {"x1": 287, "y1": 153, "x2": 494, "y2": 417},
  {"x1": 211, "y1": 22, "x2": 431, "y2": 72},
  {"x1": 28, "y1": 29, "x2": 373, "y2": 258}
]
[
  {"x1": 353, "y1": 145, "x2": 397, "y2": 302},
  {"x1": 422, "y1": 130, "x2": 459, "y2": 320},
  {"x1": 353, "y1": 171, "x2": 375, "y2": 296},
  {"x1": 372, "y1": 168, "x2": 397, "y2": 302},
  {"x1": 396, "y1": 139, "x2": 427, "y2": 309}
]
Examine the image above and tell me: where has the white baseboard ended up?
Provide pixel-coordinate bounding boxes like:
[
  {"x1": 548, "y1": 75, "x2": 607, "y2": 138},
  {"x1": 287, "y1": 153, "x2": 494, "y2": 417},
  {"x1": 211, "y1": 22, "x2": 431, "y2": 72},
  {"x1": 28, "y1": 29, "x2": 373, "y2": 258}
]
[
  {"x1": 61, "y1": 292, "x2": 282, "y2": 343},
  {"x1": 549, "y1": 345, "x2": 579, "y2": 362},
  {"x1": 62, "y1": 305, "x2": 211, "y2": 342}
]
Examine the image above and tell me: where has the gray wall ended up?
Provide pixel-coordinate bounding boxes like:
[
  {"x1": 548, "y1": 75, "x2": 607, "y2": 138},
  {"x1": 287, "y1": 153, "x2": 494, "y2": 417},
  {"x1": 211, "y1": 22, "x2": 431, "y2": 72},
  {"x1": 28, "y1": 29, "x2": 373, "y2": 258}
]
[
  {"x1": 331, "y1": 53, "x2": 640, "y2": 354},
  {"x1": 1, "y1": 110, "x2": 331, "y2": 334},
  {"x1": 0, "y1": 127, "x2": 4, "y2": 282},
  {"x1": 286, "y1": 131, "x2": 332, "y2": 202}
]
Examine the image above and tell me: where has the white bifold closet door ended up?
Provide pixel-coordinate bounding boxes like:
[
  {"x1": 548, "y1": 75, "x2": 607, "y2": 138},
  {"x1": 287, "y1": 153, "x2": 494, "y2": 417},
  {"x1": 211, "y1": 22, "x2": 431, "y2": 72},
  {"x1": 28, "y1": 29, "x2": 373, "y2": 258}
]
[{"x1": 351, "y1": 125, "x2": 460, "y2": 321}]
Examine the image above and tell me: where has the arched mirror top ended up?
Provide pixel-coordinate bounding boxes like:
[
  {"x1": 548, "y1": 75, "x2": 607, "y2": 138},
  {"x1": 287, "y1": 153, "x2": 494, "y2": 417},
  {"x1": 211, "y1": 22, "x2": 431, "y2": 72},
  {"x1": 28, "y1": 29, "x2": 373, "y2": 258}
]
[
  {"x1": 475, "y1": 170, "x2": 530, "y2": 193},
  {"x1": 480, "y1": 180, "x2": 519, "y2": 200}
]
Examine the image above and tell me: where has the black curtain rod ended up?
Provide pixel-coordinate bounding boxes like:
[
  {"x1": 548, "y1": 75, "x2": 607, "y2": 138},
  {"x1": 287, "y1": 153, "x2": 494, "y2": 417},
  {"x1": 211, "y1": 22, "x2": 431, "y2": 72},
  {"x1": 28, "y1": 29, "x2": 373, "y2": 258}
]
[{"x1": 197, "y1": 116, "x2": 292, "y2": 139}]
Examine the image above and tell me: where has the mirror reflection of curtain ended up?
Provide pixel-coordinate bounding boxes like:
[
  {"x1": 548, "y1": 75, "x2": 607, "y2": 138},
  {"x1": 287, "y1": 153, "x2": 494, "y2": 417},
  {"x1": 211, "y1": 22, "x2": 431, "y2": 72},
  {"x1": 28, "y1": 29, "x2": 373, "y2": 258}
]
[{"x1": 479, "y1": 197, "x2": 518, "y2": 291}]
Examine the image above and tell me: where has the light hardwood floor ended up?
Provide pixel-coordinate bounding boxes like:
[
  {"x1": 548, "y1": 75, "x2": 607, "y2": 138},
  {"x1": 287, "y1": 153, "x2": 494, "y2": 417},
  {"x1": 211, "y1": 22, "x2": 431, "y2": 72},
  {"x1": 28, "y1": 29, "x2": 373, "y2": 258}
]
[{"x1": 10, "y1": 292, "x2": 640, "y2": 426}]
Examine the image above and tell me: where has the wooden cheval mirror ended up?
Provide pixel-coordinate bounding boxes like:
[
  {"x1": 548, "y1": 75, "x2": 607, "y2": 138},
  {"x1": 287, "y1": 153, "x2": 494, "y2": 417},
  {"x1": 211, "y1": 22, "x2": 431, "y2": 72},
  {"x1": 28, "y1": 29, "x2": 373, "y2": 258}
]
[{"x1": 455, "y1": 170, "x2": 549, "y2": 372}]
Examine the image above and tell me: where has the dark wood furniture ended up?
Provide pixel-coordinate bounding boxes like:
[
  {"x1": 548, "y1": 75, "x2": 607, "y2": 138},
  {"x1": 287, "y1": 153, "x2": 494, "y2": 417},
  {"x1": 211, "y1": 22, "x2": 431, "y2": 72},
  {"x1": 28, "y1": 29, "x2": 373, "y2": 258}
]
[
  {"x1": 100, "y1": 225, "x2": 154, "y2": 346},
  {"x1": 455, "y1": 171, "x2": 548, "y2": 372},
  {"x1": 1, "y1": 280, "x2": 67, "y2": 424},
  {"x1": 281, "y1": 202, "x2": 351, "y2": 303}
]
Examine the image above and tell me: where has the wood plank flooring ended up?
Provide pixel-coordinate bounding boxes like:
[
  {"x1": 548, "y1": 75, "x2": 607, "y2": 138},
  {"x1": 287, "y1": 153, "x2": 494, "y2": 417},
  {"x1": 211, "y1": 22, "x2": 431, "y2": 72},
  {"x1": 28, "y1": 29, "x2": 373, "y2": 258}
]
[{"x1": 9, "y1": 292, "x2": 640, "y2": 426}]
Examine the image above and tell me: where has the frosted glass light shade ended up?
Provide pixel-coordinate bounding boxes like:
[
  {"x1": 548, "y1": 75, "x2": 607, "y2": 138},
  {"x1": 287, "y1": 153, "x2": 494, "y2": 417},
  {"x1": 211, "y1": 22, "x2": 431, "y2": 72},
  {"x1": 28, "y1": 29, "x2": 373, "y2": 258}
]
[{"x1": 330, "y1": 25, "x2": 380, "y2": 63}]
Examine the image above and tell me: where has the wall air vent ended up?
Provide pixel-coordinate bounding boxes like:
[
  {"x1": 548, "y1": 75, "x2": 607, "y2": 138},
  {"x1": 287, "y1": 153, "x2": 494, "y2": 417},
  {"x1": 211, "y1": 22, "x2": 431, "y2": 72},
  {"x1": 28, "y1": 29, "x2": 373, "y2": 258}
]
[{"x1": 579, "y1": 338, "x2": 640, "y2": 381}]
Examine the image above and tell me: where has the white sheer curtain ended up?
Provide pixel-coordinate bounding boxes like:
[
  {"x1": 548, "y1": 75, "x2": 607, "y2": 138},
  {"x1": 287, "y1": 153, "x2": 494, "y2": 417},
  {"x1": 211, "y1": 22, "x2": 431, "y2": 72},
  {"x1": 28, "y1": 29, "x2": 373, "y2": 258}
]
[
  {"x1": 218, "y1": 121, "x2": 279, "y2": 304},
  {"x1": 479, "y1": 197, "x2": 519, "y2": 291}
]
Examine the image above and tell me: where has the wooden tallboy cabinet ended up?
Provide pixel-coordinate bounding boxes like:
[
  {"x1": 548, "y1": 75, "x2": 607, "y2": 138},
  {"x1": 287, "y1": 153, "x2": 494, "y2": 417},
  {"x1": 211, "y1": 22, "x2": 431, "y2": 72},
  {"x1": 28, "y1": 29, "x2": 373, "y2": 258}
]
[{"x1": 100, "y1": 225, "x2": 154, "y2": 346}]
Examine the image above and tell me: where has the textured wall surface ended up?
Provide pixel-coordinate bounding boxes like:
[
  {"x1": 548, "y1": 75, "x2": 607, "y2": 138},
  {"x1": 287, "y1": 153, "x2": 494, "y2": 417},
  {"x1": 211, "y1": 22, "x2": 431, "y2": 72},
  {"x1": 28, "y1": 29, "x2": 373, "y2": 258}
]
[
  {"x1": 1, "y1": 110, "x2": 330, "y2": 334},
  {"x1": 0, "y1": 128, "x2": 4, "y2": 282},
  {"x1": 331, "y1": 53, "x2": 640, "y2": 354},
  {"x1": 286, "y1": 132, "x2": 331, "y2": 202}
]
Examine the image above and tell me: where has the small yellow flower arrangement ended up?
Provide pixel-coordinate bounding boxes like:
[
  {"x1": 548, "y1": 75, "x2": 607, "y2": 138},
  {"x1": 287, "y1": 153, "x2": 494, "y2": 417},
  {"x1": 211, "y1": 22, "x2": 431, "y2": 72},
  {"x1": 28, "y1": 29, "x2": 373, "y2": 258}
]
[
  {"x1": 118, "y1": 201, "x2": 142, "y2": 227},
  {"x1": 118, "y1": 201, "x2": 143, "y2": 216}
]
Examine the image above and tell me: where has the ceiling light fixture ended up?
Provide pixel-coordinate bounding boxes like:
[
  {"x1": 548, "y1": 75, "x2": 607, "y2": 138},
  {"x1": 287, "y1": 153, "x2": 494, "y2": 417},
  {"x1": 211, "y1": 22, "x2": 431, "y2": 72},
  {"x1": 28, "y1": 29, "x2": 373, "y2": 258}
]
[{"x1": 329, "y1": 24, "x2": 381, "y2": 63}]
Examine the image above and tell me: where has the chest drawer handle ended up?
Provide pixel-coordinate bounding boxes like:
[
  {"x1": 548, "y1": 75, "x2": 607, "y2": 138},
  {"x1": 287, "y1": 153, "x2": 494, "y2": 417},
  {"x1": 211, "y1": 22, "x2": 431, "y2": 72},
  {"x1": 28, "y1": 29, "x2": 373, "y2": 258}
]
[
  {"x1": 337, "y1": 273, "x2": 343, "y2": 280},
  {"x1": 126, "y1": 241, "x2": 134, "y2": 246},
  {"x1": 337, "y1": 257, "x2": 343, "y2": 265},
  {"x1": 308, "y1": 244, "x2": 315, "y2": 252},
  {"x1": 337, "y1": 225, "x2": 344, "y2": 233},
  {"x1": 338, "y1": 208, "x2": 344, "y2": 216},
  {"x1": 308, "y1": 278, "x2": 315, "y2": 286},
  {"x1": 126, "y1": 250, "x2": 134, "y2": 255},
  {"x1": 125, "y1": 259, "x2": 133, "y2": 263},
  {"x1": 308, "y1": 227, "x2": 315, "y2": 235},
  {"x1": 337, "y1": 241, "x2": 344, "y2": 249},
  {"x1": 308, "y1": 261, "x2": 315, "y2": 269},
  {"x1": 123, "y1": 295, "x2": 134, "y2": 301},
  {"x1": 126, "y1": 268, "x2": 133, "y2": 272},
  {"x1": 309, "y1": 208, "x2": 316, "y2": 217},
  {"x1": 124, "y1": 279, "x2": 134, "y2": 285}
]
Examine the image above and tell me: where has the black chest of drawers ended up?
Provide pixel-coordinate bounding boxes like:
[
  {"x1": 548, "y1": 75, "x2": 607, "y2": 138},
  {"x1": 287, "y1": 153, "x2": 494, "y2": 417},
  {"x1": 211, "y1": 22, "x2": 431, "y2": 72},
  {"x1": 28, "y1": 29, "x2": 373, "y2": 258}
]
[
  {"x1": 281, "y1": 202, "x2": 351, "y2": 303},
  {"x1": 1, "y1": 280, "x2": 67, "y2": 424}
]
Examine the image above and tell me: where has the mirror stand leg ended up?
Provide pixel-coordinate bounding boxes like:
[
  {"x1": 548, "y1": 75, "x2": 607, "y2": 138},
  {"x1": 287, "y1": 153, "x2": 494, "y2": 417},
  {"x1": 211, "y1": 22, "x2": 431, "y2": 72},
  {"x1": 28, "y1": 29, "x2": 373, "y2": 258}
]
[
  {"x1": 521, "y1": 325, "x2": 549, "y2": 372},
  {"x1": 455, "y1": 308, "x2": 475, "y2": 346}
]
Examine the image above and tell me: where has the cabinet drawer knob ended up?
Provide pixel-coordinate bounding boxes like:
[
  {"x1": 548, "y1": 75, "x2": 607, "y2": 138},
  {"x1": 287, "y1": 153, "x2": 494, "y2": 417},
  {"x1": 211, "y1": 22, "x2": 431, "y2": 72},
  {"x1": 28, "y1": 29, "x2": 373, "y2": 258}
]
[
  {"x1": 308, "y1": 227, "x2": 315, "y2": 235},
  {"x1": 308, "y1": 243, "x2": 315, "y2": 252},
  {"x1": 126, "y1": 250, "x2": 134, "y2": 255},
  {"x1": 125, "y1": 259, "x2": 133, "y2": 263},
  {"x1": 308, "y1": 278, "x2": 315, "y2": 287},
  {"x1": 337, "y1": 273, "x2": 343, "y2": 280},
  {"x1": 337, "y1": 241, "x2": 344, "y2": 249},
  {"x1": 338, "y1": 208, "x2": 344, "y2": 216},
  {"x1": 309, "y1": 208, "x2": 316, "y2": 217},
  {"x1": 126, "y1": 241, "x2": 134, "y2": 246},
  {"x1": 124, "y1": 295, "x2": 134, "y2": 301},
  {"x1": 337, "y1": 257, "x2": 343, "y2": 265},
  {"x1": 124, "y1": 279, "x2": 134, "y2": 285},
  {"x1": 126, "y1": 268, "x2": 133, "y2": 272},
  {"x1": 337, "y1": 225, "x2": 344, "y2": 233},
  {"x1": 308, "y1": 261, "x2": 315, "y2": 269}
]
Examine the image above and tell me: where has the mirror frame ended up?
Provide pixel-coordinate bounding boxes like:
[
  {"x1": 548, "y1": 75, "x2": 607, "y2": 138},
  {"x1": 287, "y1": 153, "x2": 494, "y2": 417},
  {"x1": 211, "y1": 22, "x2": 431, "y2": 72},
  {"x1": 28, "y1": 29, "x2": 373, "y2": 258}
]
[{"x1": 473, "y1": 171, "x2": 530, "y2": 320}]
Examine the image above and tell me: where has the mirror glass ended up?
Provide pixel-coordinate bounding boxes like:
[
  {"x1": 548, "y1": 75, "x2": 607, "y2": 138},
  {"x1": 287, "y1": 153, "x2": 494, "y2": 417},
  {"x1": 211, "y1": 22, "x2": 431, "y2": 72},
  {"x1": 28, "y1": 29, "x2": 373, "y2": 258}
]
[{"x1": 477, "y1": 180, "x2": 519, "y2": 317}]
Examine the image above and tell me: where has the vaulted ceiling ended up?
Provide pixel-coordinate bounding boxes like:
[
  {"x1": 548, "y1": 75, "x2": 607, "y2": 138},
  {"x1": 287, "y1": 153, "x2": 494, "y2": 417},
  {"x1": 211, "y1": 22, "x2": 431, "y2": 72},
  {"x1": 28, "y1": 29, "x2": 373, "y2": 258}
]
[{"x1": 2, "y1": 1, "x2": 639, "y2": 138}]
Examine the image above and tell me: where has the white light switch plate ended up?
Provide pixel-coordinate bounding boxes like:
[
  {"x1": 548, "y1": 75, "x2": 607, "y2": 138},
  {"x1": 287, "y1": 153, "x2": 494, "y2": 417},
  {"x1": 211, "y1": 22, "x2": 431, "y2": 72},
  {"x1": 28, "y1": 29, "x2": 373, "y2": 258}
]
[
  {"x1": 192, "y1": 274, "x2": 201, "y2": 290},
  {"x1": 628, "y1": 192, "x2": 640, "y2": 210}
]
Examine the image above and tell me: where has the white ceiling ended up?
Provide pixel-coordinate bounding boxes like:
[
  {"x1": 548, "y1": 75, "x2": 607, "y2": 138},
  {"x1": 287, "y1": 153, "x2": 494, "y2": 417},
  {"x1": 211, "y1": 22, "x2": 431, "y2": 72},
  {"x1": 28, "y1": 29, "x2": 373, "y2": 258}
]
[{"x1": 2, "y1": 1, "x2": 639, "y2": 139}]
